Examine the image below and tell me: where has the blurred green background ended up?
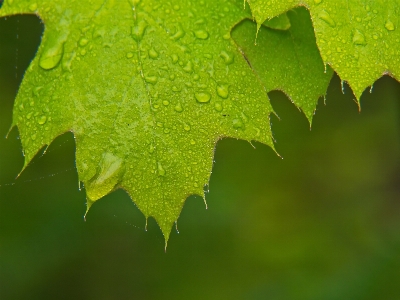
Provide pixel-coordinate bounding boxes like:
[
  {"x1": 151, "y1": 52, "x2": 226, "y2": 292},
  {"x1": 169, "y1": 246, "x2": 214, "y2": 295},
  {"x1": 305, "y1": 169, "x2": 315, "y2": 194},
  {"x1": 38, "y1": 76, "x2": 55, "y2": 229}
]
[{"x1": 1, "y1": 14, "x2": 400, "y2": 300}]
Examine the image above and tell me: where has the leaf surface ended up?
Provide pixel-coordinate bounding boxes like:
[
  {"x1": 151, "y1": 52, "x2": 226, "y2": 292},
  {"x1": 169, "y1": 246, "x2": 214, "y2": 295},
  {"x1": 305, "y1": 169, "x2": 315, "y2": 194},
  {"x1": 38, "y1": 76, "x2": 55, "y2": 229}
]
[
  {"x1": 246, "y1": 0, "x2": 400, "y2": 99},
  {"x1": 0, "y1": 0, "x2": 341, "y2": 242}
]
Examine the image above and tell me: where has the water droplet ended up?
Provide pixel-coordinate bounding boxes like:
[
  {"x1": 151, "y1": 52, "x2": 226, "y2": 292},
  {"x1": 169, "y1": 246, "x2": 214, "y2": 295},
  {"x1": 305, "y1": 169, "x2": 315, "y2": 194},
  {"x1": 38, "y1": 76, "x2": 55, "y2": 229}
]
[
  {"x1": 372, "y1": 33, "x2": 379, "y2": 40},
  {"x1": 174, "y1": 103, "x2": 183, "y2": 112},
  {"x1": 131, "y1": 20, "x2": 147, "y2": 41},
  {"x1": 190, "y1": 140, "x2": 196, "y2": 145},
  {"x1": 195, "y1": 92, "x2": 211, "y2": 103},
  {"x1": 319, "y1": 10, "x2": 336, "y2": 27},
  {"x1": 87, "y1": 152, "x2": 125, "y2": 201},
  {"x1": 220, "y1": 51, "x2": 234, "y2": 64},
  {"x1": 37, "y1": 115, "x2": 47, "y2": 125},
  {"x1": 148, "y1": 144, "x2": 155, "y2": 153},
  {"x1": 29, "y1": 3, "x2": 37, "y2": 11},
  {"x1": 144, "y1": 76, "x2": 158, "y2": 84},
  {"x1": 39, "y1": 39, "x2": 65, "y2": 70},
  {"x1": 353, "y1": 29, "x2": 366, "y2": 45},
  {"x1": 183, "y1": 61, "x2": 193, "y2": 73},
  {"x1": 162, "y1": 100, "x2": 169, "y2": 106},
  {"x1": 193, "y1": 74, "x2": 200, "y2": 80},
  {"x1": 184, "y1": 124, "x2": 191, "y2": 131},
  {"x1": 18, "y1": 103, "x2": 24, "y2": 111},
  {"x1": 385, "y1": 20, "x2": 395, "y2": 31},
  {"x1": 314, "y1": 0, "x2": 322, "y2": 4},
  {"x1": 31, "y1": 133, "x2": 37, "y2": 140},
  {"x1": 232, "y1": 118, "x2": 244, "y2": 129},
  {"x1": 216, "y1": 84, "x2": 229, "y2": 98},
  {"x1": 80, "y1": 49, "x2": 87, "y2": 56},
  {"x1": 172, "y1": 54, "x2": 179, "y2": 63},
  {"x1": 149, "y1": 48, "x2": 159, "y2": 59},
  {"x1": 79, "y1": 38, "x2": 88, "y2": 47},
  {"x1": 26, "y1": 112, "x2": 33, "y2": 120},
  {"x1": 126, "y1": 52, "x2": 134, "y2": 58},
  {"x1": 173, "y1": 5, "x2": 180, "y2": 10},
  {"x1": 193, "y1": 182, "x2": 199, "y2": 188},
  {"x1": 194, "y1": 30, "x2": 209, "y2": 40},
  {"x1": 164, "y1": 128, "x2": 170, "y2": 134},
  {"x1": 214, "y1": 101, "x2": 223, "y2": 112},
  {"x1": 171, "y1": 24, "x2": 185, "y2": 41},
  {"x1": 158, "y1": 162, "x2": 166, "y2": 176}
]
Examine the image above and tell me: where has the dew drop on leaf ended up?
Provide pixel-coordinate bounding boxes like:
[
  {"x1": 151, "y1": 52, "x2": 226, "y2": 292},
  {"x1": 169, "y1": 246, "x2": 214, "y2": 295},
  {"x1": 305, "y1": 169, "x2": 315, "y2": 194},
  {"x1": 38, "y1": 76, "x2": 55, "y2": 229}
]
[
  {"x1": 195, "y1": 92, "x2": 211, "y2": 103},
  {"x1": 131, "y1": 20, "x2": 147, "y2": 41},
  {"x1": 144, "y1": 75, "x2": 158, "y2": 84},
  {"x1": 214, "y1": 101, "x2": 223, "y2": 112},
  {"x1": 39, "y1": 40, "x2": 65, "y2": 70},
  {"x1": 37, "y1": 115, "x2": 47, "y2": 125},
  {"x1": 220, "y1": 50, "x2": 234, "y2": 64},
  {"x1": 319, "y1": 10, "x2": 336, "y2": 27},
  {"x1": 149, "y1": 48, "x2": 159, "y2": 59},
  {"x1": 385, "y1": 20, "x2": 395, "y2": 31},
  {"x1": 216, "y1": 84, "x2": 229, "y2": 98},
  {"x1": 170, "y1": 24, "x2": 185, "y2": 41},
  {"x1": 174, "y1": 103, "x2": 183, "y2": 112},
  {"x1": 183, "y1": 61, "x2": 193, "y2": 73},
  {"x1": 194, "y1": 30, "x2": 209, "y2": 40},
  {"x1": 353, "y1": 30, "x2": 366, "y2": 45},
  {"x1": 158, "y1": 162, "x2": 166, "y2": 176},
  {"x1": 29, "y1": 3, "x2": 37, "y2": 11},
  {"x1": 79, "y1": 38, "x2": 88, "y2": 47},
  {"x1": 232, "y1": 118, "x2": 244, "y2": 129}
]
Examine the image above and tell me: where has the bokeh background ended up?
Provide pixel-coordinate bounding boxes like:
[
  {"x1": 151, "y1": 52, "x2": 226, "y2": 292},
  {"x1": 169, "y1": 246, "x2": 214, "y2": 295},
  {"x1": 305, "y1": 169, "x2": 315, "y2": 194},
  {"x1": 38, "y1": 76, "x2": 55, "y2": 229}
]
[{"x1": 1, "y1": 14, "x2": 400, "y2": 300}]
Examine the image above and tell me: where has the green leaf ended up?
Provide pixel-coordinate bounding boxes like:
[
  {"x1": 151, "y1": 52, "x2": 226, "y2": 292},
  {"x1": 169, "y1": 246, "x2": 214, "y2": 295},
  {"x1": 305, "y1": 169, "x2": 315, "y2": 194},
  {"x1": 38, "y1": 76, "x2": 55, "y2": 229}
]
[
  {"x1": 246, "y1": 0, "x2": 400, "y2": 99},
  {"x1": 0, "y1": 0, "x2": 277, "y2": 243},
  {"x1": 232, "y1": 7, "x2": 333, "y2": 121}
]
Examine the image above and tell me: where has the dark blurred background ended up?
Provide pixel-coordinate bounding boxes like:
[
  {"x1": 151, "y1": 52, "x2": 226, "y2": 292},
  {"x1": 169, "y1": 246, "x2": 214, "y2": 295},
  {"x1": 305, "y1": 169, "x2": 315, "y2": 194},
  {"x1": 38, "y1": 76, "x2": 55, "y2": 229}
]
[{"x1": 1, "y1": 14, "x2": 400, "y2": 300}]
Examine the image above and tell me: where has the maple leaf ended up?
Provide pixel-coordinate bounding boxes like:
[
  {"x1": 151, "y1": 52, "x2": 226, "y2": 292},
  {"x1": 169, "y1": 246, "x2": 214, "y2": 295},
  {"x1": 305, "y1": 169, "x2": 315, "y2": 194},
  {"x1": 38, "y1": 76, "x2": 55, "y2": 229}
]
[
  {"x1": 245, "y1": 0, "x2": 400, "y2": 99},
  {"x1": 0, "y1": 0, "x2": 277, "y2": 244},
  {"x1": 0, "y1": 0, "x2": 336, "y2": 244}
]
